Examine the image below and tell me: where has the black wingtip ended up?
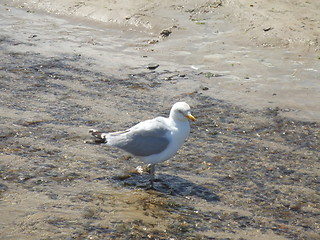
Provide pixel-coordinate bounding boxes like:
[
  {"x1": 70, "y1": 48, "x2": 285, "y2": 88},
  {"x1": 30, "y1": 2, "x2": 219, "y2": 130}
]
[
  {"x1": 87, "y1": 129, "x2": 107, "y2": 144},
  {"x1": 89, "y1": 129, "x2": 102, "y2": 138}
]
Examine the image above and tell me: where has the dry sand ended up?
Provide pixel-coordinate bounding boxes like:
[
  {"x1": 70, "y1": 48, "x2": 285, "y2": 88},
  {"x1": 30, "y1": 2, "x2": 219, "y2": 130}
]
[{"x1": 4, "y1": 0, "x2": 320, "y2": 50}]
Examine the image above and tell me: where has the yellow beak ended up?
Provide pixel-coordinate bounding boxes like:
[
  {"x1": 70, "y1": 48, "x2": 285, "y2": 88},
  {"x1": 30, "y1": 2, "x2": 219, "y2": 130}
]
[{"x1": 187, "y1": 114, "x2": 196, "y2": 122}]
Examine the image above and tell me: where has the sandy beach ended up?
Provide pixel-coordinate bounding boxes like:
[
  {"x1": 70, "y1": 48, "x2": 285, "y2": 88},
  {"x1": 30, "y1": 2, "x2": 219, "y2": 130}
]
[
  {"x1": 2, "y1": 0, "x2": 320, "y2": 121},
  {"x1": 0, "y1": 0, "x2": 319, "y2": 239}
]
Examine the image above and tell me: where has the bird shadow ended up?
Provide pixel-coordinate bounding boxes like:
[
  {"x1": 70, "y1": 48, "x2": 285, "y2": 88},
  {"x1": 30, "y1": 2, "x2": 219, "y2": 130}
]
[{"x1": 111, "y1": 173, "x2": 220, "y2": 202}]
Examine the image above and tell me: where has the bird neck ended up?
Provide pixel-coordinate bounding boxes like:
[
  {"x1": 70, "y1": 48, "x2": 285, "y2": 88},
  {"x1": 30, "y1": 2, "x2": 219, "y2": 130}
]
[
  {"x1": 169, "y1": 110, "x2": 187, "y2": 123},
  {"x1": 169, "y1": 116, "x2": 190, "y2": 132}
]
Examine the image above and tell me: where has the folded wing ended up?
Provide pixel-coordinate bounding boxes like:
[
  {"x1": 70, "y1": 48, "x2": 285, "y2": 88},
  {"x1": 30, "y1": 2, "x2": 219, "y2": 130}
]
[{"x1": 90, "y1": 117, "x2": 170, "y2": 157}]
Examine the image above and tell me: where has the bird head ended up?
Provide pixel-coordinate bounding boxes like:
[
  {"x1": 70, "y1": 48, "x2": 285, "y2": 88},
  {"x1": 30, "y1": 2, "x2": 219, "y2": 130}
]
[{"x1": 170, "y1": 102, "x2": 196, "y2": 122}]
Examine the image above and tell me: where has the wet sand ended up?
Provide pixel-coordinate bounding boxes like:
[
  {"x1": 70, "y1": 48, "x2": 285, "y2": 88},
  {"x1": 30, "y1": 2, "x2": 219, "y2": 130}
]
[
  {"x1": 1, "y1": 1, "x2": 320, "y2": 240},
  {"x1": 2, "y1": 0, "x2": 320, "y2": 121}
]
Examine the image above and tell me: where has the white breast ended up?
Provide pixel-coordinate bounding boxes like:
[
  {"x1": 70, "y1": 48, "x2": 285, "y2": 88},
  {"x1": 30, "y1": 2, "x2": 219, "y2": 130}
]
[{"x1": 141, "y1": 120, "x2": 190, "y2": 164}]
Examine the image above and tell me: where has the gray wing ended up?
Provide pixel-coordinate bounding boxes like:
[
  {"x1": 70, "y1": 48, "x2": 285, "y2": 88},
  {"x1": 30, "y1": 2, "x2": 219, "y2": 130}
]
[{"x1": 113, "y1": 118, "x2": 170, "y2": 157}]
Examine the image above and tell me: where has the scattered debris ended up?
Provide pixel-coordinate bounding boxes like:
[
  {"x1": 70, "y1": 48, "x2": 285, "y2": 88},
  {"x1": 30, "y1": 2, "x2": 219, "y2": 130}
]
[
  {"x1": 147, "y1": 63, "x2": 159, "y2": 70},
  {"x1": 263, "y1": 27, "x2": 273, "y2": 32}
]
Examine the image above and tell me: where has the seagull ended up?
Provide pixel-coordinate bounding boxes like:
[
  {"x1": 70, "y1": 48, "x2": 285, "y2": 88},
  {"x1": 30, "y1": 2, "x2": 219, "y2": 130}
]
[{"x1": 89, "y1": 102, "x2": 196, "y2": 188}]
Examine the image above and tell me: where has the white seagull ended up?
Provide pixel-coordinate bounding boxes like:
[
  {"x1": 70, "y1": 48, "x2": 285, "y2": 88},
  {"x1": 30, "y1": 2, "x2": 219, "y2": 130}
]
[{"x1": 89, "y1": 102, "x2": 196, "y2": 188}]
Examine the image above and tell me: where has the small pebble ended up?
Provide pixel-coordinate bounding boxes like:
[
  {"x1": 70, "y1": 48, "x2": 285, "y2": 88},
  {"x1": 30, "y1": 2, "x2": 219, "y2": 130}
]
[
  {"x1": 147, "y1": 63, "x2": 159, "y2": 70},
  {"x1": 263, "y1": 27, "x2": 273, "y2": 32},
  {"x1": 160, "y1": 29, "x2": 172, "y2": 38}
]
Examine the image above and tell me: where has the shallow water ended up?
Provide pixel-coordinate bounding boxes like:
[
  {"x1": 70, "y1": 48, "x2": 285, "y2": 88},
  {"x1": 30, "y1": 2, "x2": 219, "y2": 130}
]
[
  {"x1": 147, "y1": 18, "x2": 320, "y2": 122},
  {"x1": 0, "y1": 5, "x2": 319, "y2": 240}
]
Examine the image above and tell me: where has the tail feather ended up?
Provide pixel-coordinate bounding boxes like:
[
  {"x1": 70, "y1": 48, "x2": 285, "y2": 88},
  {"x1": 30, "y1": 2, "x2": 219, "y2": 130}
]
[{"x1": 87, "y1": 129, "x2": 108, "y2": 144}]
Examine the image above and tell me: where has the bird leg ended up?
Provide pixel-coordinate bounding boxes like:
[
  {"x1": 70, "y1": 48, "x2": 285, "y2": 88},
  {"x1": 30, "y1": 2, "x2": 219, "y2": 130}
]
[{"x1": 149, "y1": 164, "x2": 156, "y2": 189}]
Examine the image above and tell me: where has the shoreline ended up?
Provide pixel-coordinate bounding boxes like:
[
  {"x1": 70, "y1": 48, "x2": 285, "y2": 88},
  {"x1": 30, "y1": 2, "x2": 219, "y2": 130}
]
[
  {"x1": 3, "y1": 0, "x2": 320, "y2": 50},
  {"x1": 2, "y1": 0, "x2": 319, "y2": 122}
]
